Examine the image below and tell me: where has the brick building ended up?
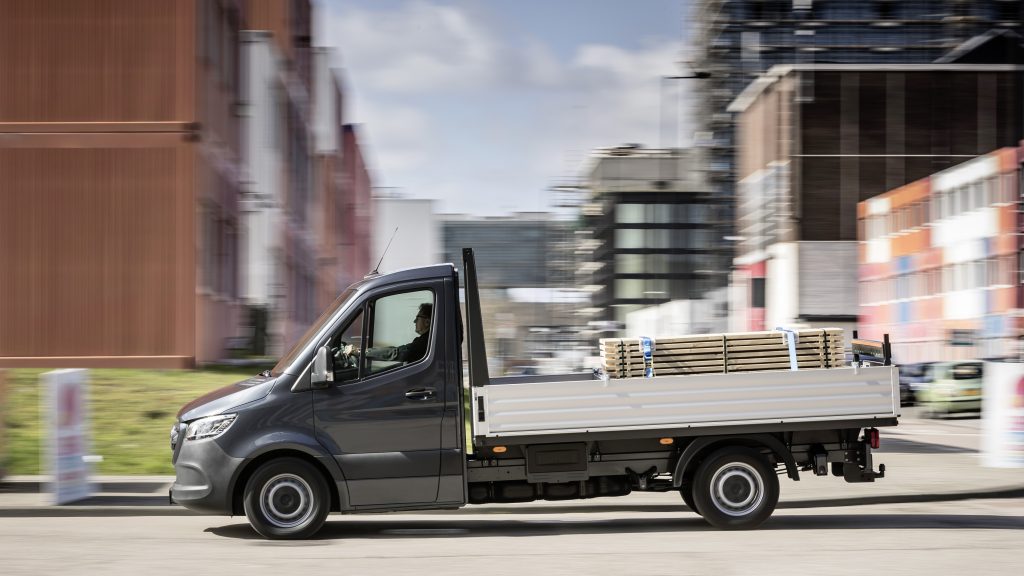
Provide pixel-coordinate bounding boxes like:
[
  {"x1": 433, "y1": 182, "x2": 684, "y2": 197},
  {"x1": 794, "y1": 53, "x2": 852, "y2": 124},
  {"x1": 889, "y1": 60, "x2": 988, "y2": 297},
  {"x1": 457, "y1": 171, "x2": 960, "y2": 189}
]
[{"x1": 858, "y1": 147, "x2": 1023, "y2": 363}]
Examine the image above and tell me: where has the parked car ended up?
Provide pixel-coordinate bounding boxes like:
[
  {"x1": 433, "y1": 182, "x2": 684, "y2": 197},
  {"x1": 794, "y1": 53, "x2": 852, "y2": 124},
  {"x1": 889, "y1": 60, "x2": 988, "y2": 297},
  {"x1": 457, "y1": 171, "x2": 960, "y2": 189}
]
[
  {"x1": 917, "y1": 361, "x2": 983, "y2": 417},
  {"x1": 897, "y1": 361, "x2": 937, "y2": 406}
]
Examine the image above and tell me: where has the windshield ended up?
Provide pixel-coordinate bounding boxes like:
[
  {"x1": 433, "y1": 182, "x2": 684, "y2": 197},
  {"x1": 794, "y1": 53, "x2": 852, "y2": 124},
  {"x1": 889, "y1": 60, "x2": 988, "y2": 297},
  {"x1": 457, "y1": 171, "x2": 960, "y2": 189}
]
[
  {"x1": 271, "y1": 287, "x2": 358, "y2": 375},
  {"x1": 952, "y1": 363, "x2": 982, "y2": 380}
]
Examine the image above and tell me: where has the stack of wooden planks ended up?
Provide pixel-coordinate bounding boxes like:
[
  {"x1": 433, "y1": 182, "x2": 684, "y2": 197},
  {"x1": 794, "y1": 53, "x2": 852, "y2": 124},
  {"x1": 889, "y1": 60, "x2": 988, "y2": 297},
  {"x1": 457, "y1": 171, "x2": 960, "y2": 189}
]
[{"x1": 600, "y1": 328, "x2": 845, "y2": 379}]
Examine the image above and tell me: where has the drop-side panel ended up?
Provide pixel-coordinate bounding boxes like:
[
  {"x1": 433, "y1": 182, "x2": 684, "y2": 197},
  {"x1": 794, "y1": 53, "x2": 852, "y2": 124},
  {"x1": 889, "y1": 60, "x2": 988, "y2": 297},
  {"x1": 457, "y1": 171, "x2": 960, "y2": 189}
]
[{"x1": 474, "y1": 366, "x2": 898, "y2": 438}]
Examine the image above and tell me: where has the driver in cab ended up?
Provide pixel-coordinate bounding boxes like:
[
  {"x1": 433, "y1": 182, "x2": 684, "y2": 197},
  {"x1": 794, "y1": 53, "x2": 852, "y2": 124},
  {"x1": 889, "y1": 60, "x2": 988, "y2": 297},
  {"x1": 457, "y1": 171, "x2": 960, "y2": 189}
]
[{"x1": 344, "y1": 303, "x2": 432, "y2": 365}]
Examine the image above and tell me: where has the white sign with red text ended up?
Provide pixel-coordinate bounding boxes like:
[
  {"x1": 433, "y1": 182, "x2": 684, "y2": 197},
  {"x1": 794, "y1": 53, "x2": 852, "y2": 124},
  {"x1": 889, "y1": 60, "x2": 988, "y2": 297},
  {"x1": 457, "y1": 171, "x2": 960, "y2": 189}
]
[
  {"x1": 982, "y1": 361, "x2": 1024, "y2": 468},
  {"x1": 43, "y1": 369, "x2": 93, "y2": 504}
]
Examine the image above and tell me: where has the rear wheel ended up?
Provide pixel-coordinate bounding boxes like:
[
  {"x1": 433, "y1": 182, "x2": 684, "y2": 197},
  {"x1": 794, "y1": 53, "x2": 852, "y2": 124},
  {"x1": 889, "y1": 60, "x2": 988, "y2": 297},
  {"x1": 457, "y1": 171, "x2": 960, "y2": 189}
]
[
  {"x1": 692, "y1": 447, "x2": 779, "y2": 530},
  {"x1": 243, "y1": 457, "x2": 330, "y2": 539}
]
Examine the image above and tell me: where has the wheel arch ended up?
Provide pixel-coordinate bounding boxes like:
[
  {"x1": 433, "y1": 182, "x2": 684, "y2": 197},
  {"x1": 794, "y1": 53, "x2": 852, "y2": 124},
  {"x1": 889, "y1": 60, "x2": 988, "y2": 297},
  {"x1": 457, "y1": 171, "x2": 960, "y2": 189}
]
[
  {"x1": 672, "y1": 434, "x2": 799, "y2": 487},
  {"x1": 230, "y1": 446, "x2": 346, "y2": 515}
]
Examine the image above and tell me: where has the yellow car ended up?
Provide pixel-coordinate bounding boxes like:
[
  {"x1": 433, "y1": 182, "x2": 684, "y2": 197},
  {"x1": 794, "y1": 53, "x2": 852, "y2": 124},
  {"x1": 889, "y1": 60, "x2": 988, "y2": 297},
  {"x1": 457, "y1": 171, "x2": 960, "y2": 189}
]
[{"x1": 918, "y1": 361, "x2": 983, "y2": 417}]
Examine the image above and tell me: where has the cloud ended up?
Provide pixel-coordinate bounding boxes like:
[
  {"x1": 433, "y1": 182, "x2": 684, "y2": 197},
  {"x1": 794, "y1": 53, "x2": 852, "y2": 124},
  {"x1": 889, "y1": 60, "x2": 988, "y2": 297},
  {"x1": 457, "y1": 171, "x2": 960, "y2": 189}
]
[
  {"x1": 316, "y1": 1, "x2": 696, "y2": 214},
  {"x1": 320, "y1": 1, "x2": 498, "y2": 93},
  {"x1": 544, "y1": 41, "x2": 697, "y2": 155},
  {"x1": 519, "y1": 38, "x2": 563, "y2": 87},
  {"x1": 350, "y1": 100, "x2": 432, "y2": 174}
]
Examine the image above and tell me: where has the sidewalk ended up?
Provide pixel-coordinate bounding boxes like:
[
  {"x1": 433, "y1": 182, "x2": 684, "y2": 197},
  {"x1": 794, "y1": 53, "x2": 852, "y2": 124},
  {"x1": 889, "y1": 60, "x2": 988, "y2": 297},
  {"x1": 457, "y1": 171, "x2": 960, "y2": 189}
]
[{"x1": 1, "y1": 449, "x2": 1021, "y2": 517}]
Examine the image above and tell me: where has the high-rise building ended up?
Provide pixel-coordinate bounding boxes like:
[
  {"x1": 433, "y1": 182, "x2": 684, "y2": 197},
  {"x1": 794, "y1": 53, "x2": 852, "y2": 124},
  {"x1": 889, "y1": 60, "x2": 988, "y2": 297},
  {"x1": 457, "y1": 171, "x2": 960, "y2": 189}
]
[
  {"x1": 580, "y1": 146, "x2": 731, "y2": 328},
  {"x1": 440, "y1": 213, "x2": 569, "y2": 290},
  {"x1": 693, "y1": 0, "x2": 1024, "y2": 262}
]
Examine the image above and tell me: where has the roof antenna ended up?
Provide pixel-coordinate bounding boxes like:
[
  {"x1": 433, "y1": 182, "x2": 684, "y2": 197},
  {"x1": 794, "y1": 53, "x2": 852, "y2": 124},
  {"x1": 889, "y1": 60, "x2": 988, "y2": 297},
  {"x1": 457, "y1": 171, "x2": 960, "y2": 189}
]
[{"x1": 367, "y1": 227, "x2": 398, "y2": 277}]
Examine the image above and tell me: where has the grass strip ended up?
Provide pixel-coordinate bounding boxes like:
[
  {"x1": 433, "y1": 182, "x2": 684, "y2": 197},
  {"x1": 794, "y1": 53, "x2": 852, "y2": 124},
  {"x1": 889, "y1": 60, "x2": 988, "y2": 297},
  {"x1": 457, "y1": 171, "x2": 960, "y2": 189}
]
[{"x1": 2, "y1": 368, "x2": 253, "y2": 475}]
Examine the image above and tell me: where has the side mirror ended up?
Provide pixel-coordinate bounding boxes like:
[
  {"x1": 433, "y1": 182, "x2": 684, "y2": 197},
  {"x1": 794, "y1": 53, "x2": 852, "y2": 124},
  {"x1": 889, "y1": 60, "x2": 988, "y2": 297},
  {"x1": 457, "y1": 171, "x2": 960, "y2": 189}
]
[{"x1": 311, "y1": 345, "x2": 334, "y2": 389}]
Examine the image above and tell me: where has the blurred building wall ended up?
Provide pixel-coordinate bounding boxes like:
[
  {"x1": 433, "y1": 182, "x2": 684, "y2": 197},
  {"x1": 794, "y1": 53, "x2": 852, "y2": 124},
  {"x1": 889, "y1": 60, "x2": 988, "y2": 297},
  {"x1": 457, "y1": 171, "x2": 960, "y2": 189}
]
[
  {"x1": 311, "y1": 48, "x2": 344, "y2": 314},
  {"x1": 0, "y1": 0, "x2": 247, "y2": 368},
  {"x1": 859, "y1": 146, "x2": 1022, "y2": 363},
  {"x1": 440, "y1": 213, "x2": 584, "y2": 371},
  {"x1": 372, "y1": 197, "x2": 438, "y2": 274},
  {"x1": 239, "y1": 0, "x2": 325, "y2": 355},
  {"x1": 730, "y1": 65, "x2": 1024, "y2": 338},
  {"x1": 342, "y1": 125, "x2": 374, "y2": 281},
  {"x1": 240, "y1": 31, "x2": 286, "y2": 355},
  {"x1": 440, "y1": 213, "x2": 567, "y2": 289},
  {"x1": 625, "y1": 291, "x2": 728, "y2": 338}
]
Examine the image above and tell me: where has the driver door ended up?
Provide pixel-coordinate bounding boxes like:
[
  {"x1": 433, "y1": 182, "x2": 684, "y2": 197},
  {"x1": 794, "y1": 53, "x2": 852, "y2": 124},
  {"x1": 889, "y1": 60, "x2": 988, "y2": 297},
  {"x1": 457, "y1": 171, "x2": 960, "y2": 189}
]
[{"x1": 313, "y1": 284, "x2": 445, "y2": 507}]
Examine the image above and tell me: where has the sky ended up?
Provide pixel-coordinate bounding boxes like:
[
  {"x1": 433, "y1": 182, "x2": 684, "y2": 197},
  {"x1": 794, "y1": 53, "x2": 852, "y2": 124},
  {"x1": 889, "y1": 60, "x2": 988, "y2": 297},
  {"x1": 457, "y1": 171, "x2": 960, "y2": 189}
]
[{"x1": 316, "y1": 0, "x2": 696, "y2": 216}]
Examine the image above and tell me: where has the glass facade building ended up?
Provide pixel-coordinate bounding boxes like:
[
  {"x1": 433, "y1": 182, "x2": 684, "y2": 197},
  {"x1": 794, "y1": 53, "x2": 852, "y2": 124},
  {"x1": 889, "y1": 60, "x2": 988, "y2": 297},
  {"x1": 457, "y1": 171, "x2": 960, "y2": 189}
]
[
  {"x1": 694, "y1": 0, "x2": 1023, "y2": 264},
  {"x1": 583, "y1": 148, "x2": 732, "y2": 326}
]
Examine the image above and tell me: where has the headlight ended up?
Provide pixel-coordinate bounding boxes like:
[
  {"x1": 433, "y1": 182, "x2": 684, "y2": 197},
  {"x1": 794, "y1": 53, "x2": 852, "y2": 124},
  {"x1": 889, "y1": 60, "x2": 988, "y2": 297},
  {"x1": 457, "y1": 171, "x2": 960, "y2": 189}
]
[
  {"x1": 185, "y1": 414, "x2": 237, "y2": 441},
  {"x1": 170, "y1": 423, "x2": 181, "y2": 448}
]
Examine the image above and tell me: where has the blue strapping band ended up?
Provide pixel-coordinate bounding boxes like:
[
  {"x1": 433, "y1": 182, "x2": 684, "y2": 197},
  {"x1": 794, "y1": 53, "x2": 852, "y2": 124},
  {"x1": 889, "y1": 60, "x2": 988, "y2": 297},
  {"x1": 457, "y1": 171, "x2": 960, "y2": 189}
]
[
  {"x1": 775, "y1": 327, "x2": 799, "y2": 371},
  {"x1": 638, "y1": 336, "x2": 655, "y2": 378}
]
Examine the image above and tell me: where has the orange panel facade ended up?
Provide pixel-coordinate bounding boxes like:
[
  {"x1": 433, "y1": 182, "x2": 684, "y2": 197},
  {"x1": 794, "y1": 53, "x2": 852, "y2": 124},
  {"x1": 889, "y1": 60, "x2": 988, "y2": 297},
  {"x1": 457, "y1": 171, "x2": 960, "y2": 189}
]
[
  {"x1": 0, "y1": 139, "x2": 196, "y2": 366},
  {"x1": 0, "y1": 0, "x2": 194, "y2": 123},
  {"x1": 0, "y1": 0, "x2": 245, "y2": 367}
]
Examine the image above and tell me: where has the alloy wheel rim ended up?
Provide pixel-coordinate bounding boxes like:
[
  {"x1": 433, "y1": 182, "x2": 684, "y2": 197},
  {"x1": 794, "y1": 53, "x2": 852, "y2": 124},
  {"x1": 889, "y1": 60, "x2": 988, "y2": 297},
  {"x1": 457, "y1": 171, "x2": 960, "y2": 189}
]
[
  {"x1": 260, "y1": 473, "x2": 315, "y2": 529},
  {"x1": 709, "y1": 461, "x2": 764, "y2": 517}
]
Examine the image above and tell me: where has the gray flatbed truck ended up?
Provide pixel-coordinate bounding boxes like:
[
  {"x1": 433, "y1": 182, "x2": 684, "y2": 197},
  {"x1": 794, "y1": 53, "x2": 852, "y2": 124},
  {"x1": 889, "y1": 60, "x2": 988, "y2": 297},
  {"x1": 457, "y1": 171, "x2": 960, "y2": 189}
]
[{"x1": 170, "y1": 249, "x2": 898, "y2": 539}]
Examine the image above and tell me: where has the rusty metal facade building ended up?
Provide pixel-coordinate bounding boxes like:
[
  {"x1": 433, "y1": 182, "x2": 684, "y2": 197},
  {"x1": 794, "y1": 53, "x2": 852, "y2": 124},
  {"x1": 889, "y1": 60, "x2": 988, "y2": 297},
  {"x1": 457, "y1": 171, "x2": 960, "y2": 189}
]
[
  {"x1": 0, "y1": 0, "x2": 247, "y2": 368},
  {"x1": 0, "y1": 0, "x2": 370, "y2": 368}
]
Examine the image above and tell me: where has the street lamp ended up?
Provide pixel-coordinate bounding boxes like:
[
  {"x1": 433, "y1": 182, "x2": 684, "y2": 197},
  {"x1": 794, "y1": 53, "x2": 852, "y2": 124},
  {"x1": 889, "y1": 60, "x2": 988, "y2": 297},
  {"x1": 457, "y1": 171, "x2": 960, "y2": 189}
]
[
  {"x1": 659, "y1": 67, "x2": 711, "y2": 151},
  {"x1": 658, "y1": 67, "x2": 711, "y2": 184}
]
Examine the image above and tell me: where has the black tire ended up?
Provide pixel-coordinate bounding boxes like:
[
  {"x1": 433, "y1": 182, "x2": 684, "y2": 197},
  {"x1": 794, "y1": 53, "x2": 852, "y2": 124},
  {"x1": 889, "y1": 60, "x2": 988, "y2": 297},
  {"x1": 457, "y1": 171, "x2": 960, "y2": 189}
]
[
  {"x1": 243, "y1": 457, "x2": 331, "y2": 539},
  {"x1": 692, "y1": 447, "x2": 779, "y2": 530},
  {"x1": 679, "y1": 481, "x2": 701, "y2": 516}
]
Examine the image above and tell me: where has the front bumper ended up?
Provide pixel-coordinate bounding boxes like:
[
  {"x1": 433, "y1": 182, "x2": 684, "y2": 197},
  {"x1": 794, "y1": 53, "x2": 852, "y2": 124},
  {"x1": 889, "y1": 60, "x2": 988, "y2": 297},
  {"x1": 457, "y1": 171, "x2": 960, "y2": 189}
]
[{"x1": 170, "y1": 436, "x2": 244, "y2": 515}]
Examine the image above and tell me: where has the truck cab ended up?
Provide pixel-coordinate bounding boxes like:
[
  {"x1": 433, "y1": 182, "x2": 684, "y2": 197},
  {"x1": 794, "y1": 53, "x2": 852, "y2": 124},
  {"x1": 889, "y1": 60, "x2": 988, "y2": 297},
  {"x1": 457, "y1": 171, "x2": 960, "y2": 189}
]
[{"x1": 171, "y1": 262, "x2": 468, "y2": 537}]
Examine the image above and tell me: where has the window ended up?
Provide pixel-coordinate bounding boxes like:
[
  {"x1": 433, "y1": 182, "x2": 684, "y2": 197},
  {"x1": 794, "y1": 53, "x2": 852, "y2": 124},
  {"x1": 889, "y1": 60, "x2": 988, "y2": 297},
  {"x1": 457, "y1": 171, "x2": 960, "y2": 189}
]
[
  {"x1": 330, "y1": 289, "x2": 435, "y2": 382},
  {"x1": 751, "y1": 278, "x2": 766, "y2": 308},
  {"x1": 615, "y1": 229, "x2": 644, "y2": 249},
  {"x1": 649, "y1": 204, "x2": 671, "y2": 224},
  {"x1": 615, "y1": 254, "x2": 643, "y2": 275},
  {"x1": 363, "y1": 290, "x2": 434, "y2": 376},
  {"x1": 616, "y1": 204, "x2": 644, "y2": 224},
  {"x1": 615, "y1": 279, "x2": 644, "y2": 299}
]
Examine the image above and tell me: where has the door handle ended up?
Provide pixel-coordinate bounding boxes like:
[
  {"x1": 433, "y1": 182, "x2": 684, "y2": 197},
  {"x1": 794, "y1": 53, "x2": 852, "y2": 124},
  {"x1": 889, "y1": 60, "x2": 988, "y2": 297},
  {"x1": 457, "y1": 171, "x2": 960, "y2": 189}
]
[{"x1": 405, "y1": 387, "x2": 436, "y2": 401}]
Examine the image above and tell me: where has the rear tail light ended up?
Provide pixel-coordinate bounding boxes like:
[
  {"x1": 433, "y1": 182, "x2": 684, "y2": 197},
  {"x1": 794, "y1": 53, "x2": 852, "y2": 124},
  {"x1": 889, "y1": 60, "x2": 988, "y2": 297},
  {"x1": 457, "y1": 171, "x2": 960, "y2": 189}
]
[{"x1": 866, "y1": 428, "x2": 880, "y2": 449}]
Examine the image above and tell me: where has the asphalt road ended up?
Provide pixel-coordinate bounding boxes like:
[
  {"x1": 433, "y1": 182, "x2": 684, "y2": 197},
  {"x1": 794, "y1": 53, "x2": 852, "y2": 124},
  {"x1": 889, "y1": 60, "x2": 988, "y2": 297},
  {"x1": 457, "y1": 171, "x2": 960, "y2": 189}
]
[
  {"x1": 883, "y1": 405, "x2": 983, "y2": 453},
  {"x1": 1, "y1": 498, "x2": 1021, "y2": 576}
]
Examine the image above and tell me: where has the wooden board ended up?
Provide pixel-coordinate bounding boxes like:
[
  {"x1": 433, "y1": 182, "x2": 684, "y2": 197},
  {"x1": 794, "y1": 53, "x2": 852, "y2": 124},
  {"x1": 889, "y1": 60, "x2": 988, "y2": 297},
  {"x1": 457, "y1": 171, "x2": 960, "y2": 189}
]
[{"x1": 600, "y1": 328, "x2": 846, "y2": 379}]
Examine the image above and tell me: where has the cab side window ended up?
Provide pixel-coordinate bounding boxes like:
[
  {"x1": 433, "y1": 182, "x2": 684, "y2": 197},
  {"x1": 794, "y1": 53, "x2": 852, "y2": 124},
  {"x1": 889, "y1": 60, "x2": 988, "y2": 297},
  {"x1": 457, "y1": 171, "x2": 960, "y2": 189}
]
[{"x1": 363, "y1": 289, "x2": 434, "y2": 377}]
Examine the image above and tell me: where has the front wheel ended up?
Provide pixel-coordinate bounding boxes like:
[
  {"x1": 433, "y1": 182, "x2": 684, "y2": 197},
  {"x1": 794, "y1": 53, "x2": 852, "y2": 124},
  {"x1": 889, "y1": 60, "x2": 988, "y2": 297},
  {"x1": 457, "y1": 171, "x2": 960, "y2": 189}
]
[
  {"x1": 243, "y1": 457, "x2": 330, "y2": 539},
  {"x1": 692, "y1": 447, "x2": 779, "y2": 530}
]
